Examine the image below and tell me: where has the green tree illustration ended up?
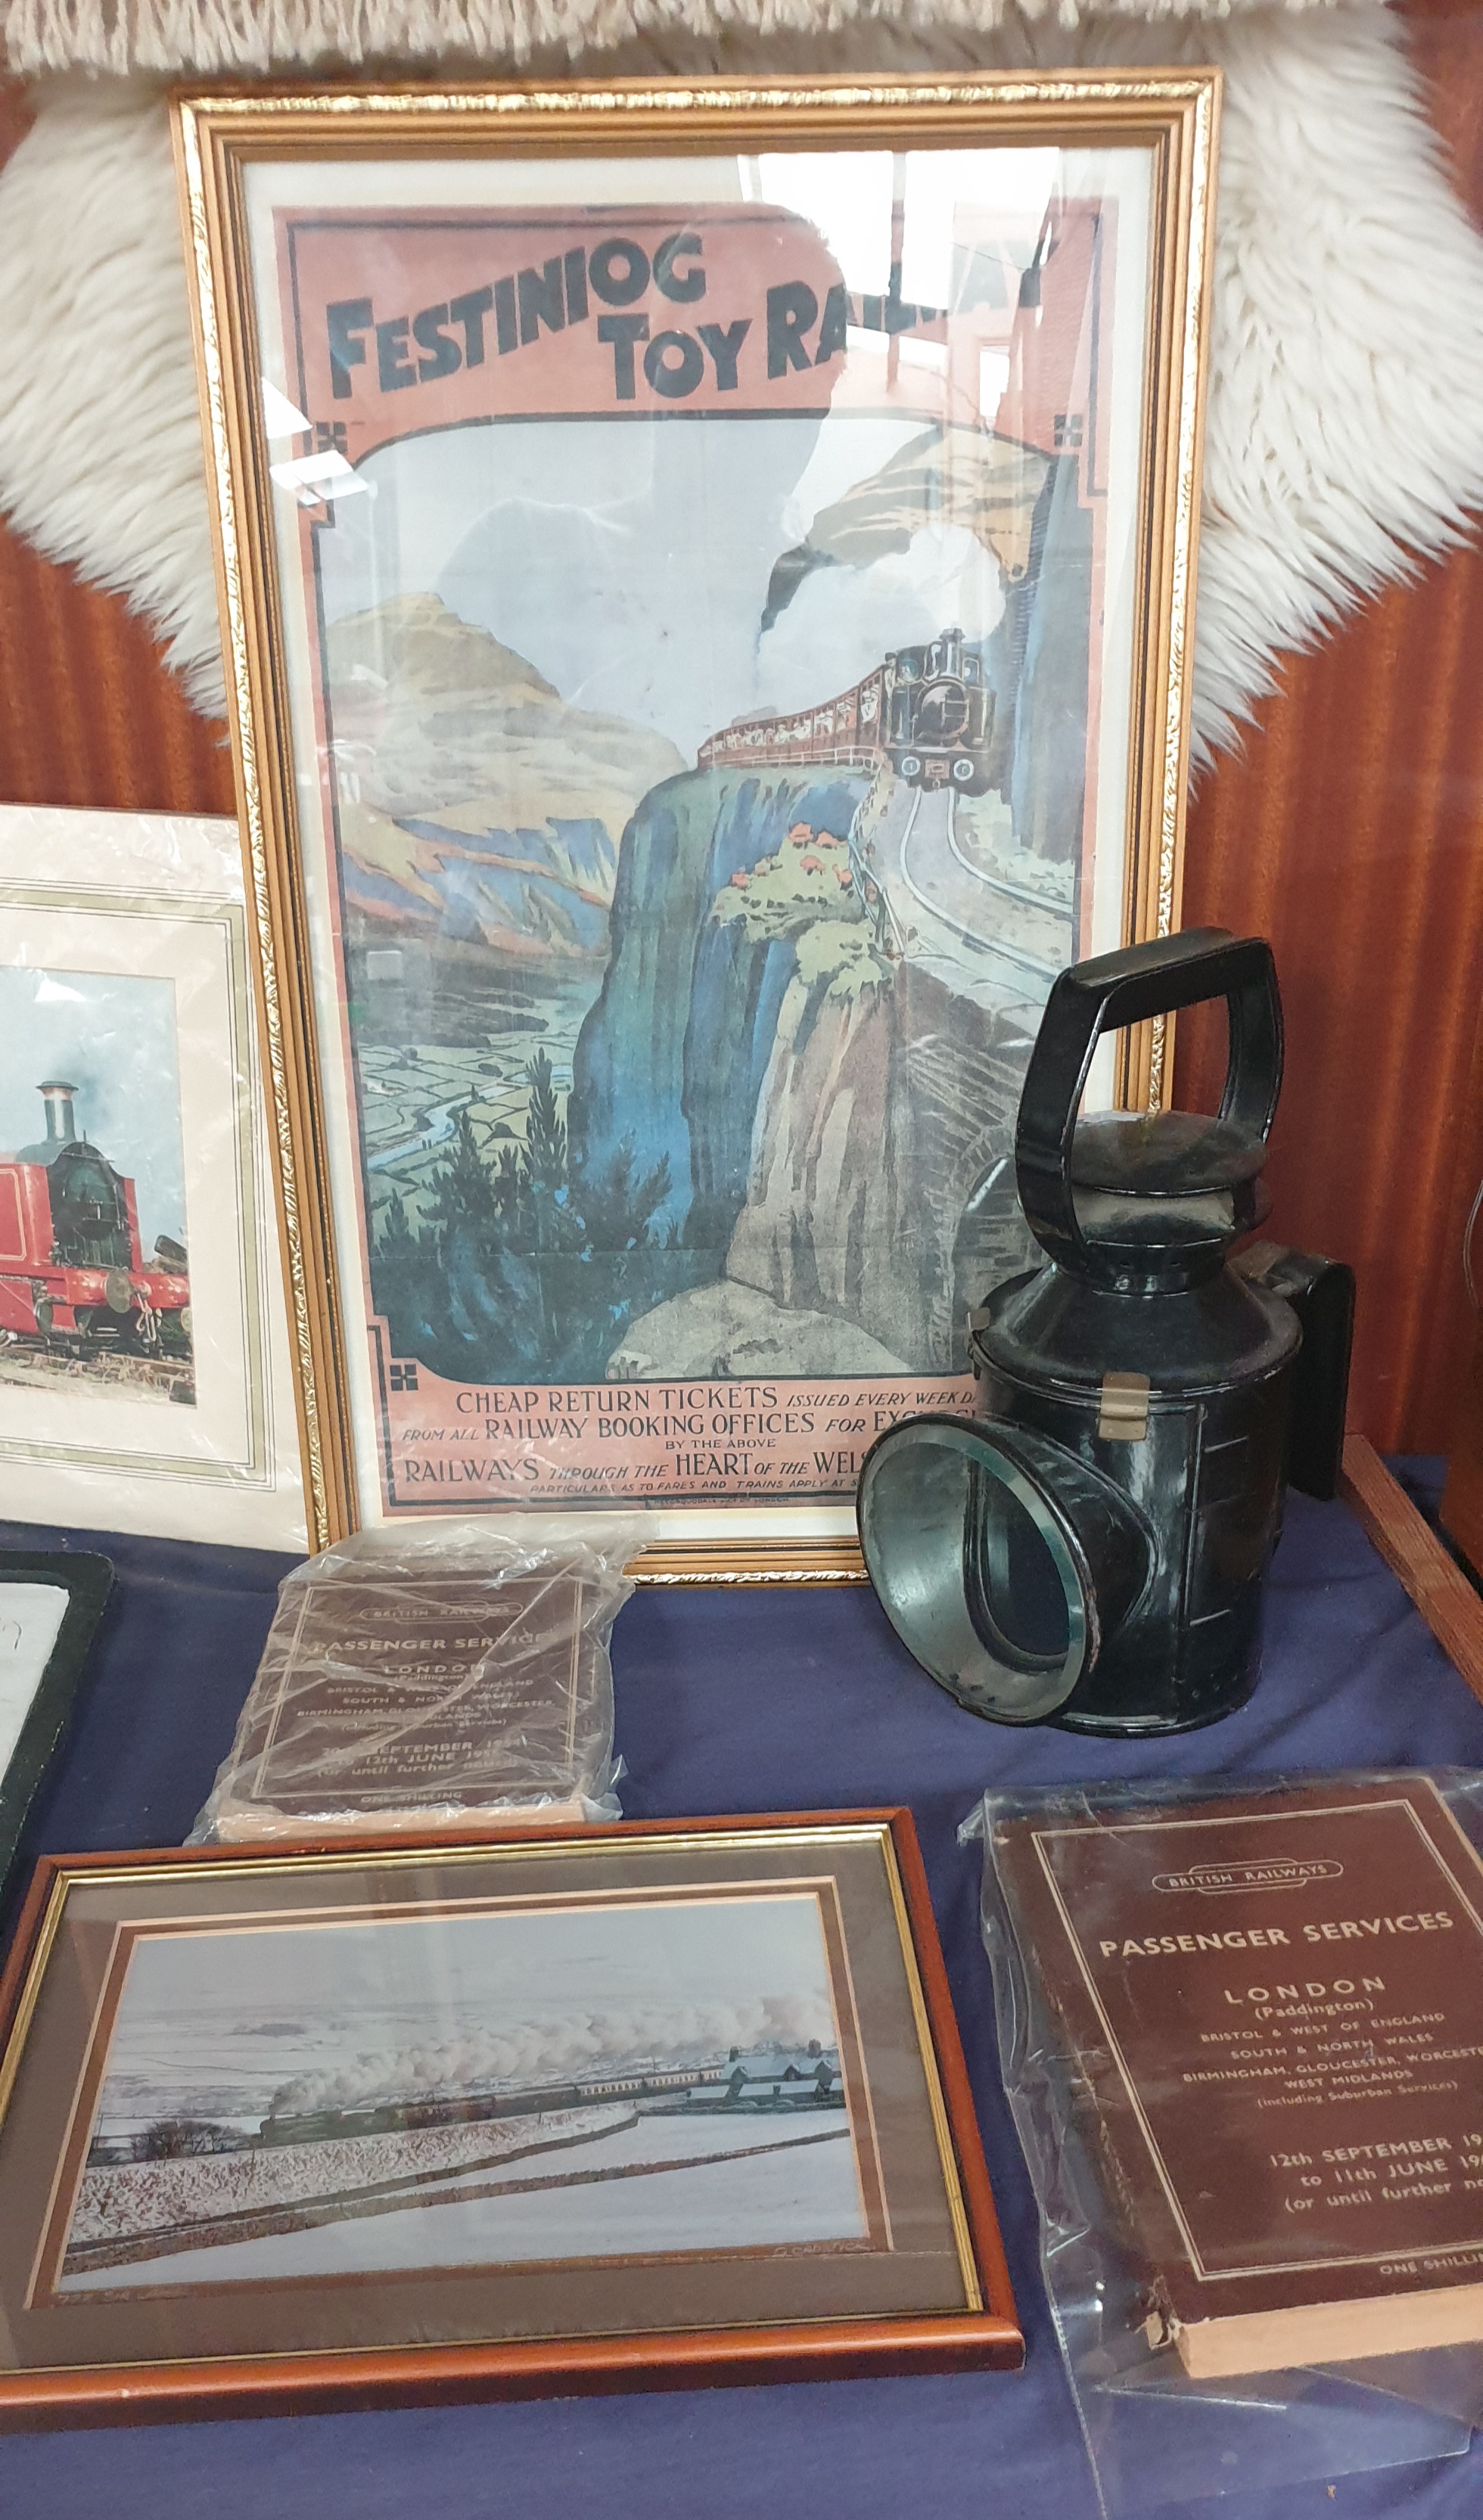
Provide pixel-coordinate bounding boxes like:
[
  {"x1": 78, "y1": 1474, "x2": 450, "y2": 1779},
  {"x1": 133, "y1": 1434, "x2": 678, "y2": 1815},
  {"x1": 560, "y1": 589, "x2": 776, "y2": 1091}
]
[{"x1": 372, "y1": 1052, "x2": 692, "y2": 1382}]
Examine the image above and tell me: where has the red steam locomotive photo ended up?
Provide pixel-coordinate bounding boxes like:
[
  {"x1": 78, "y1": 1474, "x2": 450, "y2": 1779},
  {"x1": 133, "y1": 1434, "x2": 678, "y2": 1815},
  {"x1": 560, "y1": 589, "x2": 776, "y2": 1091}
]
[{"x1": 0, "y1": 1080, "x2": 191, "y2": 1363}]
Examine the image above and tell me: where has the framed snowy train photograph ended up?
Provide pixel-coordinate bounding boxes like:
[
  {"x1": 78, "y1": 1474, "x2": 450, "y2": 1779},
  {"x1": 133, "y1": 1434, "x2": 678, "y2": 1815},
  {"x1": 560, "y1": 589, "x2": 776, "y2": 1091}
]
[
  {"x1": 175, "y1": 71, "x2": 1218, "y2": 1568},
  {"x1": 0, "y1": 1811, "x2": 1021, "y2": 2419},
  {"x1": 0, "y1": 809, "x2": 305, "y2": 1551}
]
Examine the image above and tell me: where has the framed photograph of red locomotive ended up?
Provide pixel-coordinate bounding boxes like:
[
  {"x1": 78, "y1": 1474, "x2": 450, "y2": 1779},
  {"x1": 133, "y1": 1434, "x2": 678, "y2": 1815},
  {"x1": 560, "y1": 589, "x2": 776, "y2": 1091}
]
[
  {"x1": 0, "y1": 809, "x2": 305, "y2": 1549},
  {"x1": 176, "y1": 71, "x2": 1219, "y2": 1567}
]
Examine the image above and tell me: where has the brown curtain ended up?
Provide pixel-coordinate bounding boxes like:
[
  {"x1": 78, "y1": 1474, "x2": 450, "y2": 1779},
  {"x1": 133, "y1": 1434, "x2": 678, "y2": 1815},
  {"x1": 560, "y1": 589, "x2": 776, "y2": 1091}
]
[{"x1": 0, "y1": 517, "x2": 235, "y2": 813}]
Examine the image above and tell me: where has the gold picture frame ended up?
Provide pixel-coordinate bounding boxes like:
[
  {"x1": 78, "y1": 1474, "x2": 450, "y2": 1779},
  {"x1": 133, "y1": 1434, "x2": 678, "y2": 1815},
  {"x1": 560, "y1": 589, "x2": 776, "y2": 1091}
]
[{"x1": 175, "y1": 72, "x2": 1218, "y2": 1570}]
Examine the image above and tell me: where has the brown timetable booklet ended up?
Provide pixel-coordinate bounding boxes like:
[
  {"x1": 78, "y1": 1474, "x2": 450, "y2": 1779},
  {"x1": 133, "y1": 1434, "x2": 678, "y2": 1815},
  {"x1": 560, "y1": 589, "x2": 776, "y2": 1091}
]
[
  {"x1": 993, "y1": 1776, "x2": 1483, "y2": 2378},
  {"x1": 207, "y1": 1571, "x2": 609, "y2": 1838}
]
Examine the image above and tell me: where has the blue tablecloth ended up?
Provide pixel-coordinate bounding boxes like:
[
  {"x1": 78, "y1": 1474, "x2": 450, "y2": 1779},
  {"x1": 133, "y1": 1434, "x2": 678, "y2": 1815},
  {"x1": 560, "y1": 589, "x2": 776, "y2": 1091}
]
[{"x1": 3, "y1": 1477, "x2": 1483, "y2": 2520}]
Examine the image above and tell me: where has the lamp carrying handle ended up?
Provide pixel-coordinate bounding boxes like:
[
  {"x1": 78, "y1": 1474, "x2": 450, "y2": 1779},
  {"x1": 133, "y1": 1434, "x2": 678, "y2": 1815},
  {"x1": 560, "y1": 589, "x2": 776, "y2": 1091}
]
[{"x1": 1015, "y1": 929, "x2": 1284, "y2": 1272}]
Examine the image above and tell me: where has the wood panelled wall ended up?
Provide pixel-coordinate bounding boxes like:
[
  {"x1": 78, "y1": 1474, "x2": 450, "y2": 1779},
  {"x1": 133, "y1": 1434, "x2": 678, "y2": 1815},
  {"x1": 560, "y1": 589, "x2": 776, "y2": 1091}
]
[
  {"x1": 0, "y1": 17, "x2": 1479, "y2": 1448},
  {"x1": 0, "y1": 524, "x2": 235, "y2": 813}
]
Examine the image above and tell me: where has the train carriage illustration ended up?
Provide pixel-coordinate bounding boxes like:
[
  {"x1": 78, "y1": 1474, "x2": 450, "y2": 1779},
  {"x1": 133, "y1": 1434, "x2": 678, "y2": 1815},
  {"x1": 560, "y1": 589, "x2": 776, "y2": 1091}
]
[
  {"x1": 698, "y1": 626, "x2": 994, "y2": 795},
  {"x1": 0, "y1": 1080, "x2": 191, "y2": 1357}
]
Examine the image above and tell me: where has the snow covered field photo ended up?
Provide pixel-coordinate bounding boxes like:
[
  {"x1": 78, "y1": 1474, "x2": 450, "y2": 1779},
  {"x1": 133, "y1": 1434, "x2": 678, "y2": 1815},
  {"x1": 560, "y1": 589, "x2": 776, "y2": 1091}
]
[
  {"x1": 61, "y1": 2105, "x2": 862, "y2": 2289},
  {"x1": 60, "y1": 1885, "x2": 866, "y2": 2290}
]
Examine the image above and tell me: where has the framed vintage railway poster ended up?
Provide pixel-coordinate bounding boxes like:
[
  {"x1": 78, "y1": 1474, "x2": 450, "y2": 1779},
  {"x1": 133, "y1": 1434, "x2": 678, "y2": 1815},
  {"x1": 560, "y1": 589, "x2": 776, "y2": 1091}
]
[
  {"x1": 176, "y1": 73, "x2": 1218, "y2": 1567},
  {"x1": 0, "y1": 1811, "x2": 1021, "y2": 2421}
]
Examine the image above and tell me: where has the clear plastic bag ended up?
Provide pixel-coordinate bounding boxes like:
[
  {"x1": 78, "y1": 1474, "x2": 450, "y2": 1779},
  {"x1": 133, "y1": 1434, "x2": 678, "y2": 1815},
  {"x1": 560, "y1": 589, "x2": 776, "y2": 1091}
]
[
  {"x1": 191, "y1": 1515, "x2": 642, "y2": 1842},
  {"x1": 962, "y1": 1770, "x2": 1483, "y2": 2512},
  {"x1": 0, "y1": 806, "x2": 305, "y2": 1549}
]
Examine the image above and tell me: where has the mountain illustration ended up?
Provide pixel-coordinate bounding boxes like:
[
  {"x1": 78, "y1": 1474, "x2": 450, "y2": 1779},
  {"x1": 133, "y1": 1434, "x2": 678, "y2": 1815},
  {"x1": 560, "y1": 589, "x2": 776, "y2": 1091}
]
[{"x1": 327, "y1": 594, "x2": 686, "y2": 960}]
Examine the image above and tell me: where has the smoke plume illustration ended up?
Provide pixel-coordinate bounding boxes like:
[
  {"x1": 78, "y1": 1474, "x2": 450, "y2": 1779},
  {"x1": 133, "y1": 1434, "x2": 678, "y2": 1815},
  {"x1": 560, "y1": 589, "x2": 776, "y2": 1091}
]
[{"x1": 267, "y1": 1993, "x2": 829, "y2": 2120}]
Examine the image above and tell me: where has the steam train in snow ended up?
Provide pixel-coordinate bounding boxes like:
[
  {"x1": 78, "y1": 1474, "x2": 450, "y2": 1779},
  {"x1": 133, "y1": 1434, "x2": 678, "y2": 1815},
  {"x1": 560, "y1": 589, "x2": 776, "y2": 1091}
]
[
  {"x1": 0, "y1": 1080, "x2": 191, "y2": 1356},
  {"x1": 698, "y1": 626, "x2": 995, "y2": 796},
  {"x1": 258, "y1": 2044, "x2": 844, "y2": 2149},
  {"x1": 259, "y1": 2062, "x2": 717, "y2": 2148}
]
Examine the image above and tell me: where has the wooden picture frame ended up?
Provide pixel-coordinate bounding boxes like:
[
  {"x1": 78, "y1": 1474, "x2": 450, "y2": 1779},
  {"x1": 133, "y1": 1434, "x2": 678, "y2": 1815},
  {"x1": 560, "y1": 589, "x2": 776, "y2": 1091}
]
[
  {"x1": 175, "y1": 73, "x2": 1218, "y2": 1569},
  {"x1": 0, "y1": 1809, "x2": 1021, "y2": 2423}
]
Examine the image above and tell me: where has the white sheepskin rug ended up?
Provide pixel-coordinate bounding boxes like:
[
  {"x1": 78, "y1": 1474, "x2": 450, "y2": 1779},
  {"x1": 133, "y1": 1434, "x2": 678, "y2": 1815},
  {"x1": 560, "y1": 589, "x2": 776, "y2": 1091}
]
[
  {"x1": 0, "y1": 2, "x2": 1479, "y2": 766},
  {"x1": 0, "y1": 0, "x2": 1363, "y2": 76}
]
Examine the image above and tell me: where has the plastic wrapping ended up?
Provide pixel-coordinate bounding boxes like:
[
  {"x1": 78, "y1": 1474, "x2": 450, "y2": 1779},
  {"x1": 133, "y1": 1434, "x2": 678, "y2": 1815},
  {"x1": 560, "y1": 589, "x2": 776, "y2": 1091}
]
[
  {"x1": 0, "y1": 806, "x2": 306, "y2": 1550},
  {"x1": 192, "y1": 1516, "x2": 642, "y2": 1843},
  {"x1": 963, "y1": 1771, "x2": 1483, "y2": 2512}
]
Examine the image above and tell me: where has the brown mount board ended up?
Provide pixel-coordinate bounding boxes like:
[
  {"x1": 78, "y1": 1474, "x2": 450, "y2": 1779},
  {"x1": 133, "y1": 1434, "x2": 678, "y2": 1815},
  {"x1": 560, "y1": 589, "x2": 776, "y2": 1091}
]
[
  {"x1": 0, "y1": 1810, "x2": 1021, "y2": 2426},
  {"x1": 994, "y1": 1775, "x2": 1483, "y2": 2378}
]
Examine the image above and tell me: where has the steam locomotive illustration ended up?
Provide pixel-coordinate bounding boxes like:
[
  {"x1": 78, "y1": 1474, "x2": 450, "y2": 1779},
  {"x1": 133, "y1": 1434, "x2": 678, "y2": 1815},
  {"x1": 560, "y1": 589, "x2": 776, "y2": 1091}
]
[
  {"x1": 0, "y1": 1080, "x2": 191, "y2": 1356},
  {"x1": 882, "y1": 626, "x2": 995, "y2": 794},
  {"x1": 698, "y1": 625, "x2": 994, "y2": 796}
]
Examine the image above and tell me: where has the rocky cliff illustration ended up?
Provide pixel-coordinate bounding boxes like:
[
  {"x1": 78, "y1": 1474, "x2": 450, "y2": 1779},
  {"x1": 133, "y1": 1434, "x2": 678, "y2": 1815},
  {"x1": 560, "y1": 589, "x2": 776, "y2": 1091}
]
[
  {"x1": 357, "y1": 529, "x2": 1081, "y2": 1387},
  {"x1": 372, "y1": 741, "x2": 1071, "y2": 1387},
  {"x1": 576, "y1": 758, "x2": 1066, "y2": 1382}
]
